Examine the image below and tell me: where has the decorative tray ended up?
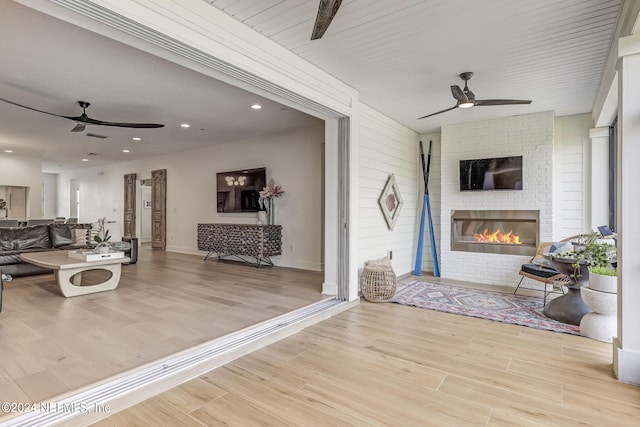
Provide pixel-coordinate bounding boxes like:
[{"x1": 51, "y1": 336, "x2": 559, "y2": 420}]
[{"x1": 68, "y1": 250, "x2": 125, "y2": 261}]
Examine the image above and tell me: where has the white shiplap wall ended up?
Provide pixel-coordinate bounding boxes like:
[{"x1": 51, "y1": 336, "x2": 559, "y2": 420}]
[
  {"x1": 358, "y1": 104, "x2": 419, "y2": 276},
  {"x1": 553, "y1": 114, "x2": 593, "y2": 239}
]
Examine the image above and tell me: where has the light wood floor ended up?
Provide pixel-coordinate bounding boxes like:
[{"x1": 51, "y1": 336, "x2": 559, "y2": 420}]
[
  {"x1": 94, "y1": 280, "x2": 640, "y2": 426},
  {"x1": 0, "y1": 247, "x2": 325, "y2": 421}
]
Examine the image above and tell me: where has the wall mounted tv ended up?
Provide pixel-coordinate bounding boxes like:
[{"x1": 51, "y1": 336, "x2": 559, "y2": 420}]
[
  {"x1": 459, "y1": 155, "x2": 523, "y2": 191},
  {"x1": 216, "y1": 167, "x2": 267, "y2": 212}
]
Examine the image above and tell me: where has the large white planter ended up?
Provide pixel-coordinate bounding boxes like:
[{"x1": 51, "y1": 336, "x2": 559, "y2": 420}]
[
  {"x1": 588, "y1": 272, "x2": 617, "y2": 293},
  {"x1": 580, "y1": 286, "x2": 617, "y2": 315},
  {"x1": 580, "y1": 285, "x2": 618, "y2": 343}
]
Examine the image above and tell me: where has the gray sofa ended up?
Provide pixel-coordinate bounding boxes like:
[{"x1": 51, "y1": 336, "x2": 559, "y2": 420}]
[{"x1": 0, "y1": 223, "x2": 138, "y2": 277}]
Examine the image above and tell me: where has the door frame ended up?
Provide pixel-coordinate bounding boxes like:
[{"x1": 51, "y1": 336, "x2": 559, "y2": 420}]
[{"x1": 43, "y1": 1, "x2": 353, "y2": 300}]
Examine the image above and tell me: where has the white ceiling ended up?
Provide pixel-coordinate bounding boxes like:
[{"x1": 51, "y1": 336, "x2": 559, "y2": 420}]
[
  {"x1": 0, "y1": 0, "x2": 624, "y2": 172},
  {"x1": 208, "y1": 0, "x2": 622, "y2": 131},
  {"x1": 0, "y1": 1, "x2": 322, "y2": 172}
]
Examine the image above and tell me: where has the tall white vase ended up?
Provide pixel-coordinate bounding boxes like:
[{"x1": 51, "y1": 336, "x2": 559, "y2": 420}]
[{"x1": 267, "y1": 200, "x2": 276, "y2": 225}]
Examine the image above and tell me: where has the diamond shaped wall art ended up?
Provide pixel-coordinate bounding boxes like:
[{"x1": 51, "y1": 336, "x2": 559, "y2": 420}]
[{"x1": 378, "y1": 174, "x2": 404, "y2": 231}]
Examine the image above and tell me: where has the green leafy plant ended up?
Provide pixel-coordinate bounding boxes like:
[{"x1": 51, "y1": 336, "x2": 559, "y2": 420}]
[
  {"x1": 588, "y1": 265, "x2": 617, "y2": 276},
  {"x1": 549, "y1": 231, "x2": 616, "y2": 283},
  {"x1": 554, "y1": 232, "x2": 615, "y2": 265}
]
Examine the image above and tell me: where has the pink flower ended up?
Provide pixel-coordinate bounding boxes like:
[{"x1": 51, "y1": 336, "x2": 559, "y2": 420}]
[{"x1": 259, "y1": 180, "x2": 285, "y2": 210}]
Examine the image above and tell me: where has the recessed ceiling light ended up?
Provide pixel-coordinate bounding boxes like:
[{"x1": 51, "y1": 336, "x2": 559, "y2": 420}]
[
  {"x1": 4, "y1": 150, "x2": 13, "y2": 153},
  {"x1": 180, "y1": 123, "x2": 190, "y2": 128},
  {"x1": 122, "y1": 149, "x2": 130, "y2": 153},
  {"x1": 132, "y1": 137, "x2": 142, "y2": 141},
  {"x1": 82, "y1": 158, "x2": 89, "y2": 162},
  {"x1": 251, "y1": 103, "x2": 262, "y2": 110}
]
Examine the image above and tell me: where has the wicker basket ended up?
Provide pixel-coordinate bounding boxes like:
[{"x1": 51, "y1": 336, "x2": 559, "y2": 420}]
[{"x1": 360, "y1": 257, "x2": 397, "y2": 302}]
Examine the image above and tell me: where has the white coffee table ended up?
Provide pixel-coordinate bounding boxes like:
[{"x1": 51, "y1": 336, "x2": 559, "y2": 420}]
[{"x1": 20, "y1": 250, "x2": 131, "y2": 297}]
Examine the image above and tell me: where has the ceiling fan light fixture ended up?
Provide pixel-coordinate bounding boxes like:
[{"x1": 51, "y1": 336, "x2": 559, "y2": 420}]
[{"x1": 418, "y1": 71, "x2": 532, "y2": 119}]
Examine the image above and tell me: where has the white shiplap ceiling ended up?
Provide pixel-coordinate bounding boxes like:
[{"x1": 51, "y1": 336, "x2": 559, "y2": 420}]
[
  {"x1": 0, "y1": 0, "x2": 625, "y2": 172},
  {"x1": 207, "y1": 0, "x2": 623, "y2": 133}
]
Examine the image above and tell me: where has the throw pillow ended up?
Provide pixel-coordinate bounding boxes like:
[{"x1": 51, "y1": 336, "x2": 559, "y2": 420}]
[
  {"x1": 50, "y1": 224, "x2": 73, "y2": 247},
  {"x1": 73, "y1": 228, "x2": 88, "y2": 246}
]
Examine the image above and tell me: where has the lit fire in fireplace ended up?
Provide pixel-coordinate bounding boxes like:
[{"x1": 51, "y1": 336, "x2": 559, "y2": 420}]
[{"x1": 473, "y1": 228, "x2": 523, "y2": 245}]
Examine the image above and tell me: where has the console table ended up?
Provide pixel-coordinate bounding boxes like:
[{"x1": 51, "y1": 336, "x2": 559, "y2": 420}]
[{"x1": 197, "y1": 223, "x2": 282, "y2": 267}]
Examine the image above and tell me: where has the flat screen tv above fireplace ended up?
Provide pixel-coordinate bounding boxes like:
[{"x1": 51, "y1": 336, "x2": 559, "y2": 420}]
[
  {"x1": 216, "y1": 167, "x2": 266, "y2": 212},
  {"x1": 459, "y1": 155, "x2": 523, "y2": 191}
]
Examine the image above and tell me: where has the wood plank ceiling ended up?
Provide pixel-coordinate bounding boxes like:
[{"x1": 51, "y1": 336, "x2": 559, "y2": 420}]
[{"x1": 206, "y1": 0, "x2": 623, "y2": 133}]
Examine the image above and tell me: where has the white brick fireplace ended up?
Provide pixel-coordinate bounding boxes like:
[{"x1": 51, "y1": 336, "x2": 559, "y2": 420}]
[{"x1": 440, "y1": 111, "x2": 555, "y2": 286}]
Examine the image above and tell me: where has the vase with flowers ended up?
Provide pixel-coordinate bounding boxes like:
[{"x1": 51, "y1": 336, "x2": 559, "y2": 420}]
[
  {"x1": 94, "y1": 217, "x2": 112, "y2": 253},
  {"x1": 259, "y1": 180, "x2": 285, "y2": 225}
]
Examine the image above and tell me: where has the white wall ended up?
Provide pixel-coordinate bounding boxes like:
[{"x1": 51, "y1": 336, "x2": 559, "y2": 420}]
[
  {"x1": 0, "y1": 153, "x2": 43, "y2": 218},
  {"x1": 427, "y1": 111, "x2": 595, "y2": 287},
  {"x1": 42, "y1": 173, "x2": 58, "y2": 218},
  {"x1": 553, "y1": 114, "x2": 593, "y2": 238},
  {"x1": 357, "y1": 104, "x2": 418, "y2": 276},
  {"x1": 57, "y1": 125, "x2": 324, "y2": 270},
  {"x1": 440, "y1": 111, "x2": 555, "y2": 286}
]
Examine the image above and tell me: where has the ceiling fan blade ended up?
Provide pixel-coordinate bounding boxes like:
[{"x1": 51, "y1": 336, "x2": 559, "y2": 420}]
[
  {"x1": 475, "y1": 99, "x2": 532, "y2": 106},
  {"x1": 311, "y1": 0, "x2": 342, "y2": 40},
  {"x1": 418, "y1": 105, "x2": 457, "y2": 119},
  {"x1": 80, "y1": 116, "x2": 165, "y2": 128},
  {"x1": 0, "y1": 97, "x2": 69, "y2": 119},
  {"x1": 70, "y1": 122, "x2": 85, "y2": 132},
  {"x1": 450, "y1": 85, "x2": 469, "y2": 103},
  {"x1": 1, "y1": 97, "x2": 164, "y2": 129}
]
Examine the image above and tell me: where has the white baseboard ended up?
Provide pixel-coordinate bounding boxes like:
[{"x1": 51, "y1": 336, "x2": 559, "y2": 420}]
[{"x1": 613, "y1": 336, "x2": 640, "y2": 385}]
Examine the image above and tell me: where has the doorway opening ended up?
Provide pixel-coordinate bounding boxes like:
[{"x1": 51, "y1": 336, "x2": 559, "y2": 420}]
[{"x1": 138, "y1": 178, "x2": 152, "y2": 244}]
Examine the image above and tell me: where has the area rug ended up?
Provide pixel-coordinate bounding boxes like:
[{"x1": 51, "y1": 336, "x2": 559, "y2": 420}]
[{"x1": 392, "y1": 280, "x2": 580, "y2": 335}]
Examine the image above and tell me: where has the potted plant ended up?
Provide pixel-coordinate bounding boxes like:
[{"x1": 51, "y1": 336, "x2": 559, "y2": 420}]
[
  {"x1": 93, "y1": 217, "x2": 112, "y2": 253},
  {"x1": 547, "y1": 231, "x2": 616, "y2": 287},
  {"x1": 587, "y1": 265, "x2": 617, "y2": 294}
]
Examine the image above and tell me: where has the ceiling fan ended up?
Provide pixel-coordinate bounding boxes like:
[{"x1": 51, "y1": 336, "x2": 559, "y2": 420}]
[
  {"x1": 418, "y1": 72, "x2": 532, "y2": 119},
  {"x1": 0, "y1": 97, "x2": 165, "y2": 132},
  {"x1": 311, "y1": 0, "x2": 342, "y2": 40}
]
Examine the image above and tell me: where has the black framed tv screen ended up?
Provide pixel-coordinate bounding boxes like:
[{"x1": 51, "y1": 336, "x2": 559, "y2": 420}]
[
  {"x1": 459, "y1": 155, "x2": 523, "y2": 191},
  {"x1": 216, "y1": 167, "x2": 266, "y2": 212}
]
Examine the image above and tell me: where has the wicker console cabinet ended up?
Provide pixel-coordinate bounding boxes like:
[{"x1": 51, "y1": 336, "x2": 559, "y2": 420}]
[{"x1": 197, "y1": 223, "x2": 282, "y2": 267}]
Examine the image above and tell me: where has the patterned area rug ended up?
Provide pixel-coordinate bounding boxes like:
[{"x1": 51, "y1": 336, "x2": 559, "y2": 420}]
[{"x1": 392, "y1": 280, "x2": 580, "y2": 335}]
